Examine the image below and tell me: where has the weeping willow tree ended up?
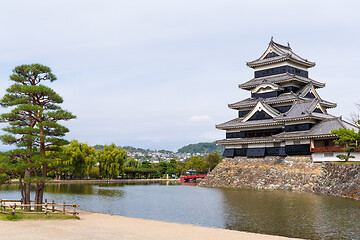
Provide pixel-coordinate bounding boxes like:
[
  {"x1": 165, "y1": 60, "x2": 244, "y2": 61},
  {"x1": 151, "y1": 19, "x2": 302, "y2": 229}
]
[
  {"x1": 97, "y1": 144, "x2": 127, "y2": 178},
  {"x1": 62, "y1": 140, "x2": 96, "y2": 178},
  {"x1": 0, "y1": 64, "x2": 76, "y2": 207},
  {"x1": 124, "y1": 157, "x2": 141, "y2": 168}
]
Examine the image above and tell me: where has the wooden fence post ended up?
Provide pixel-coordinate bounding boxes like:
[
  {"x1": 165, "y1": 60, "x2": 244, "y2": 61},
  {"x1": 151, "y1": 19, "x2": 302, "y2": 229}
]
[
  {"x1": 73, "y1": 203, "x2": 76, "y2": 216},
  {"x1": 63, "y1": 201, "x2": 66, "y2": 213},
  {"x1": 12, "y1": 203, "x2": 16, "y2": 215},
  {"x1": 52, "y1": 200, "x2": 55, "y2": 213},
  {"x1": 44, "y1": 199, "x2": 48, "y2": 215}
]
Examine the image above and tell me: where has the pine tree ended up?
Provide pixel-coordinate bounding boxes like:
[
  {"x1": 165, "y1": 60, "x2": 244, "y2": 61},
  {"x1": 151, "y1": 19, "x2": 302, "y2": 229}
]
[
  {"x1": 0, "y1": 64, "x2": 76, "y2": 207},
  {"x1": 331, "y1": 128, "x2": 360, "y2": 162}
]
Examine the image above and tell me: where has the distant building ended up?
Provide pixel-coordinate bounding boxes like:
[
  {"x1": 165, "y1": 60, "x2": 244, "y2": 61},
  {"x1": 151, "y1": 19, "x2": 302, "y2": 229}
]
[{"x1": 217, "y1": 38, "x2": 357, "y2": 162}]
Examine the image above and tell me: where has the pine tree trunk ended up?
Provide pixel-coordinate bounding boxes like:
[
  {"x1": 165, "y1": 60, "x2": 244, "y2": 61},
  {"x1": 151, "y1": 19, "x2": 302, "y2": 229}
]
[
  {"x1": 34, "y1": 182, "x2": 40, "y2": 211},
  {"x1": 346, "y1": 151, "x2": 350, "y2": 162},
  {"x1": 24, "y1": 168, "x2": 31, "y2": 211},
  {"x1": 18, "y1": 176, "x2": 25, "y2": 206},
  {"x1": 34, "y1": 126, "x2": 47, "y2": 210}
]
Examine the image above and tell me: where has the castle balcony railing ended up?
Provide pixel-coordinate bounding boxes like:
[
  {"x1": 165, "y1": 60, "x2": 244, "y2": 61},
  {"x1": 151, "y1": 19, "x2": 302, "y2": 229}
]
[{"x1": 310, "y1": 146, "x2": 360, "y2": 152}]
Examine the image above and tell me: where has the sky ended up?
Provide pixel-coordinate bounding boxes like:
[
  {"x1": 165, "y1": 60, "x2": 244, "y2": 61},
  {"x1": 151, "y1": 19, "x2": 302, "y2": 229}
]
[{"x1": 0, "y1": 0, "x2": 359, "y2": 151}]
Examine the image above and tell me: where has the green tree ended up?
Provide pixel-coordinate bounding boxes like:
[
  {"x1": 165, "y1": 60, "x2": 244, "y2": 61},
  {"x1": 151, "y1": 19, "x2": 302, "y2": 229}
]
[
  {"x1": 165, "y1": 159, "x2": 177, "y2": 176},
  {"x1": 124, "y1": 157, "x2": 141, "y2": 168},
  {"x1": 63, "y1": 140, "x2": 96, "y2": 178},
  {"x1": 0, "y1": 64, "x2": 76, "y2": 207},
  {"x1": 185, "y1": 156, "x2": 206, "y2": 174},
  {"x1": 0, "y1": 150, "x2": 31, "y2": 202},
  {"x1": 0, "y1": 172, "x2": 9, "y2": 184},
  {"x1": 141, "y1": 160, "x2": 152, "y2": 168},
  {"x1": 158, "y1": 161, "x2": 168, "y2": 175},
  {"x1": 331, "y1": 128, "x2": 360, "y2": 162},
  {"x1": 204, "y1": 152, "x2": 222, "y2": 172},
  {"x1": 97, "y1": 144, "x2": 127, "y2": 178},
  {"x1": 174, "y1": 161, "x2": 186, "y2": 177},
  {"x1": 89, "y1": 166, "x2": 100, "y2": 179}
]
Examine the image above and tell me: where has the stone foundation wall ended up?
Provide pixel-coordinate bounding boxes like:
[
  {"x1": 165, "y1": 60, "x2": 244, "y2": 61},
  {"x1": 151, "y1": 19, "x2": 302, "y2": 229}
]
[
  {"x1": 313, "y1": 163, "x2": 360, "y2": 200},
  {"x1": 198, "y1": 156, "x2": 360, "y2": 200}
]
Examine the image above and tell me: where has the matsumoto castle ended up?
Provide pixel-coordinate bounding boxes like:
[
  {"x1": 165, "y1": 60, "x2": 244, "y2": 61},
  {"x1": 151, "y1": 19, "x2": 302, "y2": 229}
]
[{"x1": 217, "y1": 38, "x2": 356, "y2": 162}]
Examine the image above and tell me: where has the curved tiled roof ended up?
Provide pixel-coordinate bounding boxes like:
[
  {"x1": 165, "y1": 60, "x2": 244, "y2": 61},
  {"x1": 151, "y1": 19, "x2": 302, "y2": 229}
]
[
  {"x1": 238, "y1": 73, "x2": 325, "y2": 90},
  {"x1": 274, "y1": 99, "x2": 334, "y2": 121},
  {"x1": 273, "y1": 118, "x2": 356, "y2": 140},
  {"x1": 229, "y1": 92, "x2": 299, "y2": 109},
  {"x1": 217, "y1": 118, "x2": 355, "y2": 145},
  {"x1": 246, "y1": 39, "x2": 316, "y2": 68},
  {"x1": 219, "y1": 98, "x2": 336, "y2": 131},
  {"x1": 216, "y1": 118, "x2": 283, "y2": 130},
  {"x1": 228, "y1": 92, "x2": 336, "y2": 110}
]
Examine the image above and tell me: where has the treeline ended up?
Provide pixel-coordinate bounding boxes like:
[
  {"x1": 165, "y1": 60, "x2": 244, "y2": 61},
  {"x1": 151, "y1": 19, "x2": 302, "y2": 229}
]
[
  {"x1": 0, "y1": 139, "x2": 223, "y2": 183},
  {"x1": 94, "y1": 142, "x2": 225, "y2": 155},
  {"x1": 42, "y1": 140, "x2": 222, "y2": 180},
  {"x1": 177, "y1": 142, "x2": 225, "y2": 154}
]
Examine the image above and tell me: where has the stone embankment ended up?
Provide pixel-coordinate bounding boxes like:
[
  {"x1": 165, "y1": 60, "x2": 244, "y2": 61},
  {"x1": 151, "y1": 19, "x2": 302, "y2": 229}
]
[
  {"x1": 199, "y1": 156, "x2": 360, "y2": 200},
  {"x1": 313, "y1": 163, "x2": 360, "y2": 200}
]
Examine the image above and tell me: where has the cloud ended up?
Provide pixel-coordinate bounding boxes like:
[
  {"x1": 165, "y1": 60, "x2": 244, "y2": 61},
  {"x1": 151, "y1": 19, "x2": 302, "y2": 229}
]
[
  {"x1": 189, "y1": 115, "x2": 212, "y2": 122},
  {"x1": 0, "y1": 1, "x2": 359, "y2": 151},
  {"x1": 136, "y1": 136, "x2": 166, "y2": 143}
]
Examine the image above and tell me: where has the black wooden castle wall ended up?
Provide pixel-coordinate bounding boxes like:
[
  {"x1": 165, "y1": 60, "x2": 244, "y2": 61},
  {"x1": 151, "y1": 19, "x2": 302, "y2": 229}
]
[
  {"x1": 254, "y1": 65, "x2": 308, "y2": 78},
  {"x1": 223, "y1": 144, "x2": 310, "y2": 158}
]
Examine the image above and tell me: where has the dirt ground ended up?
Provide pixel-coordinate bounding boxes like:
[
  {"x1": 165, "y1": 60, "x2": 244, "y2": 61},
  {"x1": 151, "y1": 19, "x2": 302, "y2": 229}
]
[{"x1": 0, "y1": 210, "x2": 301, "y2": 240}]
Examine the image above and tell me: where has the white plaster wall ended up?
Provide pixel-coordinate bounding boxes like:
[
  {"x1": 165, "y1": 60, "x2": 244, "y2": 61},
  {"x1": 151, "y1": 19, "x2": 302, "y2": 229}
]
[
  {"x1": 312, "y1": 152, "x2": 360, "y2": 162},
  {"x1": 248, "y1": 143, "x2": 266, "y2": 148},
  {"x1": 285, "y1": 139, "x2": 310, "y2": 145}
]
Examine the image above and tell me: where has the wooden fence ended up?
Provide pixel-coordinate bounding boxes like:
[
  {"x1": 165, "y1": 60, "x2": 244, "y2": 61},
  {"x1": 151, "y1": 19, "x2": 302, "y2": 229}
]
[{"x1": 0, "y1": 199, "x2": 79, "y2": 216}]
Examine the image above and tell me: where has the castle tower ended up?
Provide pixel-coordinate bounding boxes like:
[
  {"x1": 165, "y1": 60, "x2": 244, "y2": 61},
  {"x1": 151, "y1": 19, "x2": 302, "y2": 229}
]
[{"x1": 217, "y1": 39, "x2": 354, "y2": 161}]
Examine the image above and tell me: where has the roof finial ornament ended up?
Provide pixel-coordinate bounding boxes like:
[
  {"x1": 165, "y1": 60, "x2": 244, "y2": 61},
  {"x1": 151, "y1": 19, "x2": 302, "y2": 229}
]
[{"x1": 270, "y1": 36, "x2": 274, "y2": 43}]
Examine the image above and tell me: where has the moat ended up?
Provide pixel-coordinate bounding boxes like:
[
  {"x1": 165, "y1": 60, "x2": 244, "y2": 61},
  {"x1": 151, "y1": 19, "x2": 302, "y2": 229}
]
[{"x1": 1, "y1": 182, "x2": 359, "y2": 240}]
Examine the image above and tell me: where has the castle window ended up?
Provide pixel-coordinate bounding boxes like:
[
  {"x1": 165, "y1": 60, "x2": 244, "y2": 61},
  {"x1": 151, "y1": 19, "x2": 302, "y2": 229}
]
[{"x1": 266, "y1": 69, "x2": 274, "y2": 74}]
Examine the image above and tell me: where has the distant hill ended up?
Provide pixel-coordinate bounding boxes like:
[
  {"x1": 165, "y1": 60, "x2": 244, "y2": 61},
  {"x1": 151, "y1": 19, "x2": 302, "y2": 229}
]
[
  {"x1": 93, "y1": 145, "x2": 173, "y2": 154},
  {"x1": 93, "y1": 144, "x2": 104, "y2": 150},
  {"x1": 93, "y1": 142, "x2": 224, "y2": 155},
  {"x1": 177, "y1": 141, "x2": 225, "y2": 154}
]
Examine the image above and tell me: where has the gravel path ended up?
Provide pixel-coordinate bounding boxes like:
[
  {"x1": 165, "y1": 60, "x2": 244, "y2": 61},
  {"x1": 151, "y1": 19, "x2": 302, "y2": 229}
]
[{"x1": 0, "y1": 210, "x2": 301, "y2": 240}]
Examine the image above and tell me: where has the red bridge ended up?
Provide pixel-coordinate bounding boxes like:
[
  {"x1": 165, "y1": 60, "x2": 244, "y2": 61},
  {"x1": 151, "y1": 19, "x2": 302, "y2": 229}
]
[{"x1": 180, "y1": 174, "x2": 207, "y2": 182}]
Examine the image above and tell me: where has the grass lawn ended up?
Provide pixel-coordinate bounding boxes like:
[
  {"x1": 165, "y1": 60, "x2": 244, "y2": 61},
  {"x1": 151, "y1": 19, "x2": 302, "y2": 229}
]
[
  {"x1": 0, "y1": 209, "x2": 79, "y2": 221},
  {"x1": 330, "y1": 161, "x2": 360, "y2": 165}
]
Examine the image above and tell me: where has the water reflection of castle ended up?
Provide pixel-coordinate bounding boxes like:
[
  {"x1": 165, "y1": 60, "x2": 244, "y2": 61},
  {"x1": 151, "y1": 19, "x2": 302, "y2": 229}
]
[{"x1": 217, "y1": 38, "x2": 356, "y2": 162}]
